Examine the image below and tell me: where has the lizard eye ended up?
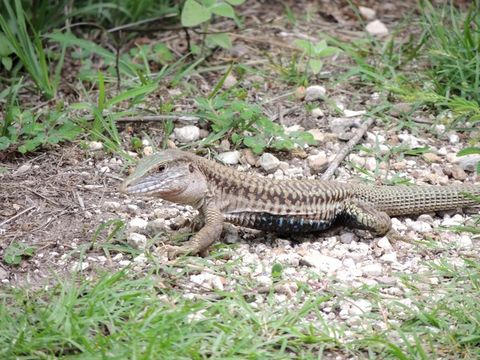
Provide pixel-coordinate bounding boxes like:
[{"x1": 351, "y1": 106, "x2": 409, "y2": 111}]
[
  {"x1": 157, "y1": 165, "x2": 166, "y2": 172},
  {"x1": 188, "y1": 164, "x2": 194, "y2": 173}
]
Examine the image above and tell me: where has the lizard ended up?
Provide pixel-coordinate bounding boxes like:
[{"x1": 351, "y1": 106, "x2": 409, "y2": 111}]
[{"x1": 120, "y1": 149, "x2": 480, "y2": 258}]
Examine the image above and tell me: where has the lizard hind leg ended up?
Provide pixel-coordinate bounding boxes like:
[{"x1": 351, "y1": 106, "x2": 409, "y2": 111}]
[{"x1": 341, "y1": 199, "x2": 392, "y2": 236}]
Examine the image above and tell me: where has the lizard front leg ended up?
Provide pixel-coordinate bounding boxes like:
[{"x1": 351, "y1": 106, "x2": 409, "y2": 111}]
[{"x1": 165, "y1": 205, "x2": 223, "y2": 259}]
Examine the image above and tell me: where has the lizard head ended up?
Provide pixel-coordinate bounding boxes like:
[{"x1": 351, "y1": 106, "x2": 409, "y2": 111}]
[{"x1": 120, "y1": 150, "x2": 208, "y2": 207}]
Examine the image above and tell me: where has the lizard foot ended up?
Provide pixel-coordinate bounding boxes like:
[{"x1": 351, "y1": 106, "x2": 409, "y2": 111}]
[
  {"x1": 386, "y1": 229, "x2": 416, "y2": 246},
  {"x1": 159, "y1": 244, "x2": 208, "y2": 259}
]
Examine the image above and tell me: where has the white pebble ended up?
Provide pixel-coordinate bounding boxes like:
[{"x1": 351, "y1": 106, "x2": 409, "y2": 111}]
[
  {"x1": 217, "y1": 151, "x2": 241, "y2": 165},
  {"x1": 174, "y1": 125, "x2": 200, "y2": 143},
  {"x1": 305, "y1": 85, "x2": 326, "y2": 101}
]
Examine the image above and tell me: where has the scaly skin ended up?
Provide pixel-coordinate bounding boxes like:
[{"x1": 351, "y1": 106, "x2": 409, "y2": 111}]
[{"x1": 120, "y1": 149, "x2": 480, "y2": 258}]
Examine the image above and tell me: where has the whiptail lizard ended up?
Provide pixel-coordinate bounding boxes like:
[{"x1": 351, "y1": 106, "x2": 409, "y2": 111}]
[{"x1": 120, "y1": 149, "x2": 480, "y2": 258}]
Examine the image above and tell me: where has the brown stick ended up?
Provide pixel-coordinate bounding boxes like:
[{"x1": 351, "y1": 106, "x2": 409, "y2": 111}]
[{"x1": 321, "y1": 118, "x2": 374, "y2": 181}]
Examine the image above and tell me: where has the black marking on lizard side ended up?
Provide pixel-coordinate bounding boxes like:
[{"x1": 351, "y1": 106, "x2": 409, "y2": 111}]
[{"x1": 225, "y1": 212, "x2": 335, "y2": 233}]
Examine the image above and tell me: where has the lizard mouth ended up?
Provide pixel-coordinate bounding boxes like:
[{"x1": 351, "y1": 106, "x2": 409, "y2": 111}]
[{"x1": 121, "y1": 176, "x2": 164, "y2": 194}]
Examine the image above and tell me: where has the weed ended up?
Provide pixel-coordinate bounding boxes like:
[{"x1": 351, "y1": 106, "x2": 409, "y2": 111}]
[
  {"x1": 419, "y1": 0, "x2": 480, "y2": 102},
  {"x1": 2, "y1": 241, "x2": 35, "y2": 265},
  {"x1": 180, "y1": 0, "x2": 245, "y2": 54},
  {"x1": 195, "y1": 91, "x2": 316, "y2": 154},
  {"x1": 0, "y1": 0, "x2": 66, "y2": 98},
  {"x1": 0, "y1": 105, "x2": 82, "y2": 154}
]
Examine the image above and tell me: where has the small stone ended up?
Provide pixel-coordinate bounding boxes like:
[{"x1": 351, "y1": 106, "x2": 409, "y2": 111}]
[
  {"x1": 104, "y1": 201, "x2": 121, "y2": 211},
  {"x1": 305, "y1": 85, "x2": 326, "y2": 102},
  {"x1": 457, "y1": 235, "x2": 473, "y2": 249},
  {"x1": 366, "y1": 20, "x2": 389, "y2": 36},
  {"x1": 417, "y1": 214, "x2": 434, "y2": 224},
  {"x1": 13, "y1": 163, "x2": 32, "y2": 176},
  {"x1": 307, "y1": 152, "x2": 328, "y2": 173},
  {"x1": 422, "y1": 152, "x2": 441, "y2": 163},
  {"x1": 242, "y1": 149, "x2": 257, "y2": 166},
  {"x1": 448, "y1": 133, "x2": 460, "y2": 144},
  {"x1": 311, "y1": 108, "x2": 324, "y2": 118},
  {"x1": 127, "y1": 232, "x2": 148, "y2": 250},
  {"x1": 406, "y1": 219, "x2": 432, "y2": 233},
  {"x1": 377, "y1": 237, "x2": 392, "y2": 250},
  {"x1": 153, "y1": 208, "x2": 179, "y2": 219},
  {"x1": 390, "y1": 102, "x2": 412, "y2": 116},
  {"x1": 380, "y1": 252, "x2": 397, "y2": 263},
  {"x1": 218, "y1": 139, "x2": 231, "y2": 152},
  {"x1": 87, "y1": 141, "x2": 103, "y2": 151},
  {"x1": 119, "y1": 260, "x2": 131, "y2": 266},
  {"x1": 349, "y1": 299, "x2": 372, "y2": 315},
  {"x1": 133, "y1": 253, "x2": 147, "y2": 264},
  {"x1": 398, "y1": 133, "x2": 421, "y2": 148},
  {"x1": 230, "y1": 44, "x2": 249, "y2": 58},
  {"x1": 295, "y1": 86, "x2": 306, "y2": 100},
  {"x1": 129, "y1": 217, "x2": 148, "y2": 231},
  {"x1": 449, "y1": 165, "x2": 467, "y2": 180},
  {"x1": 362, "y1": 263, "x2": 382, "y2": 276},
  {"x1": 147, "y1": 219, "x2": 168, "y2": 234},
  {"x1": 301, "y1": 252, "x2": 343, "y2": 274},
  {"x1": 259, "y1": 153, "x2": 280, "y2": 173},
  {"x1": 112, "y1": 253, "x2": 123, "y2": 261},
  {"x1": 307, "y1": 129, "x2": 326, "y2": 142},
  {"x1": 190, "y1": 272, "x2": 224, "y2": 290},
  {"x1": 359, "y1": 6, "x2": 376, "y2": 20},
  {"x1": 217, "y1": 151, "x2": 241, "y2": 165},
  {"x1": 71, "y1": 261, "x2": 89, "y2": 272},
  {"x1": 174, "y1": 125, "x2": 200, "y2": 143},
  {"x1": 343, "y1": 109, "x2": 366, "y2": 118},
  {"x1": 223, "y1": 74, "x2": 237, "y2": 89},
  {"x1": 0, "y1": 267, "x2": 8, "y2": 280},
  {"x1": 340, "y1": 233, "x2": 356, "y2": 244},
  {"x1": 441, "y1": 214, "x2": 464, "y2": 227},
  {"x1": 126, "y1": 204, "x2": 140, "y2": 215},
  {"x1": 457, "y1": 155, "x2": 480, "y2": 173},
  {"x1": 143, "y1": 146, "x2": 154, "y2": 156}
]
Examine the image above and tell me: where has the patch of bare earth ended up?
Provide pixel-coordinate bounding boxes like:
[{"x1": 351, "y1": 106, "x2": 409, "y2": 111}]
[{"x1": 0, "y1": 146, "x2": 125, "y2": 285}]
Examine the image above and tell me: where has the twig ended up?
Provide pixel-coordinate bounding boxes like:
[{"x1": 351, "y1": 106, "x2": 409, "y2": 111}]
[
  {"x1": 116, "y1": 115, "x2": 200, "y2": 123},
  {"x1": 268, "y1": 105, "x2": 302, "y2": 122},
  {"x1": 22, "y1": 187, "x2": 60, "y2": 206},
  {"x1": 229, "y1": 33, "x2": 300, "y2": 51},
  {"x1": 321, "y1": 118, "x2": 375, "y2": 180},
  {"x1": 75, "y1": 191, "x2": 85, "y2": 211},
  {"x1": 0, "y1": 206, "x2": 36, "y2": 228}
]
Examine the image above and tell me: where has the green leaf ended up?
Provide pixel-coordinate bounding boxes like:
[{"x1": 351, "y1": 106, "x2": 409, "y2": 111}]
[
  {"x1": 316, "y1": 47, "x2": 340, "y2": 57},
  {"x1": 46, "y1": 32, "x2": 138, "y2": 76},
  {"x1": 57, "y1": 122, "x2": 82, "y2": 140},
  {"x1": 225, "y1": 0, "x2": 245, "y2": 5},
  {"x1": 309, "y1": 59, "x2": 323, "y2": 74},
  {"x1": 181, "y1": 0, "x2": 211, "y2": 27},
  {"x1": 243, "y1": 135, "x2": 266, "y2": 154},
  {"x1": 313, "y1": 40, "x2": 327, "y2": 53},
  {"x1": 105, "y1": 83, "x2": 158, "y2": 108},
  {"x1": 1, "y1": 56, "x2": 12, "y2": 70},
  {"x1": 206, "y1": 33, "x2": 232, "y2": 49},
  {"x1": 3, "y1": 242, "x2": 35, "y2": 265},
  {"x1": 0, "y1": 136, "x2": 11, "y2": 150},
  {"x1": 271, "y1": 263, "x2": 283, "y2": 280},
  {"x1": 457, "y1": 147, "x2": 480, "y2": 156},
  {"x1": 294, "y1": 39, "x2": 313, "y2": 54},
  {"x1": 0, "y1": 33, "x2": 12, "y2": 56},
  {"x1": 153, "y1": 43, "x2": 174, "y2": 65},
  {"x1": 211, "y1": 3, "x2": 235, "y2": 18}
]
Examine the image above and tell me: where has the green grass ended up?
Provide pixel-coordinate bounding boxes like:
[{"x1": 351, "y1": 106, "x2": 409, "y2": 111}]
[{"x1": 1, "y1": 255, "x2": 479, "y2": 359}]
